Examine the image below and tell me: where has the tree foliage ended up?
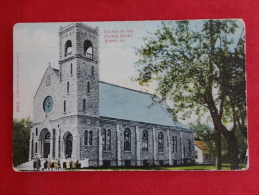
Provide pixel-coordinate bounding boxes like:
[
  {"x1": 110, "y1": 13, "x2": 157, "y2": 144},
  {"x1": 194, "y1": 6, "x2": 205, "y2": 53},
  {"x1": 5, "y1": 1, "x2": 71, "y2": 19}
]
[
  {"x1": 134, "y1": 20, "x2": 246, "y2": 169},
  {"x1": 13, "y1": 117, "x2": 31, "y2": 167},
  {"x1": 190, "y1": 122, "x2": 215, "y2": 162}
]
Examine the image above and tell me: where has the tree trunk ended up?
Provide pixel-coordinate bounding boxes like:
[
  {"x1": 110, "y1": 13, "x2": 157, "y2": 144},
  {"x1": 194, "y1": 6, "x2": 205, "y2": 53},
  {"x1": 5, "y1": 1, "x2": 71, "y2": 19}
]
[
  {"x1": 226, "y1": 132, "x2": 239, "y2": 170},
  {"x1": 215, "y1": 129, "x2": 222, "y2": 170}
]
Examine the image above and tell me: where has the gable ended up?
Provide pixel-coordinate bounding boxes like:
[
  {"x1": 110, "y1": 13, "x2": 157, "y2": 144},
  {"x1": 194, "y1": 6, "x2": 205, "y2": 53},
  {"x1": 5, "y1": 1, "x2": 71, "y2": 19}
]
[{"x1": 34, "y1": 66, "x2": 60, "y2": 98}]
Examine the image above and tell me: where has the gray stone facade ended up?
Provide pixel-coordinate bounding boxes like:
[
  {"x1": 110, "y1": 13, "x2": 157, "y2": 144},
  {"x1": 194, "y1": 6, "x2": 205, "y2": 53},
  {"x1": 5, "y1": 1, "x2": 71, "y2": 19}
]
[{"x1": 29, "y1": 22, "x2": 194, "y2": 167}]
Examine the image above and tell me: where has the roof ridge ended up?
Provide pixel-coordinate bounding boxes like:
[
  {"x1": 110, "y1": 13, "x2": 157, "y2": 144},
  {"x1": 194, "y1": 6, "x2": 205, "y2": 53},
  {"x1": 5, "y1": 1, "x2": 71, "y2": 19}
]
[{"x1": 99, "y1": 81, "x2": 156, "y2": 97}]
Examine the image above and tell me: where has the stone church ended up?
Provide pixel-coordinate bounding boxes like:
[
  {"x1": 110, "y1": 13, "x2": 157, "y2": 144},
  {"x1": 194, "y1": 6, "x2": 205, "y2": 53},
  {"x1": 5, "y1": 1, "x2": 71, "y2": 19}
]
[{"x1": 29, "y1": 22, "x2": 194, "y2": 167}]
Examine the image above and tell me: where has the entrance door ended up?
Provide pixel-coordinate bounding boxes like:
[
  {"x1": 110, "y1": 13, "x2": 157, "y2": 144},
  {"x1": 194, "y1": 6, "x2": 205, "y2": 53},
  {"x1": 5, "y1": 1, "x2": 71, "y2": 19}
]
[
  {"x1": 65, "y1": 134, "x2": 73, "y2": 158},
  {"x1": 44, "y1": 132, "x2": 51, "y2": 158},
  {"x1": 44, "y1": 143, "x2": 50, "y2": 158}
]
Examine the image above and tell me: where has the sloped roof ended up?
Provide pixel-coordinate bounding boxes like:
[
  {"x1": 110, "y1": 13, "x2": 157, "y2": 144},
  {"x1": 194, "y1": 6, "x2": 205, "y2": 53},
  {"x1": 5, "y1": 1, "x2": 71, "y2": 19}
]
[
  {"x1": 195, "y1": 141, "x2": 208, "y2": 150},
  {"x1": 48, "y1": 67, "x2": 190, "y2": 130},
  {"x1": 52, "y1": 68, "x2": 59, "y2": 77},
  {"x1": 99, "y1": 81, "x2": 190, "y2": 130}
]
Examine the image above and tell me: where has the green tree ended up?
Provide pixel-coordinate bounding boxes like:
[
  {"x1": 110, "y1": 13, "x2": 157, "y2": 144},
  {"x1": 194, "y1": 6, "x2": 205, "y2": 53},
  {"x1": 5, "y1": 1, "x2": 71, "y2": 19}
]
[
  {"x1": 190, "y1": 122, "x2": 216, "y2": 164},
  {"x1": 134, "y1": 20, "x2": 246, "y2": 169},
  {"x1": 13, "y1": 117, "x2": 31, "y2": 167}
]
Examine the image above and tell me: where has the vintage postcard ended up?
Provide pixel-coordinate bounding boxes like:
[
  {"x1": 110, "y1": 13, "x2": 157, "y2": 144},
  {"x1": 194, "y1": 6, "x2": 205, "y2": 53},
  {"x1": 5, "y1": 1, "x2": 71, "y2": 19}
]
[{"x1": 13, "y1": 20, "x2": 247, "y2": 171}]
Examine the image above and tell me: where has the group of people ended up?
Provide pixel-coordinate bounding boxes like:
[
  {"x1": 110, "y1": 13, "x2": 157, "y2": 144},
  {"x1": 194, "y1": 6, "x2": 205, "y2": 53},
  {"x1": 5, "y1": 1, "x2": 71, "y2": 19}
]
[{"x1": 33, "y1": 158, "x2": 81, "y2": 171}]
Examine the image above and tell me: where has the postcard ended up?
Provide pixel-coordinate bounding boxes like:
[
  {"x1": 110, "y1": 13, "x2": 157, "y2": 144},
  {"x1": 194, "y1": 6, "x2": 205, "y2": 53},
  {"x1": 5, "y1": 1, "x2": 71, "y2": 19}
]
[{"x1": 13, "y1": 20, "x2": 247, "y2": 171}]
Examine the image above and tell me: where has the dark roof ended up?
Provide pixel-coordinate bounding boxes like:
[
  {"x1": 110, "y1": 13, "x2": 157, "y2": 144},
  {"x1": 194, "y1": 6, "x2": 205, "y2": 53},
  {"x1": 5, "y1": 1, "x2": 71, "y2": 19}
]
[{"x1": 99, "y1": 81, "x2": 190, "y2": 130}]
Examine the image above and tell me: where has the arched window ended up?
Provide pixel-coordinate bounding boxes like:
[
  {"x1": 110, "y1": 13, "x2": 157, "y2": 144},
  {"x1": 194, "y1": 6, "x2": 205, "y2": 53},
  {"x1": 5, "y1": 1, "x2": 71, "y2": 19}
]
[
  {"x1": 67, "y1": 82, "x2": 69, "y2": 93},
  {"x1": 84, "y1": 130, "x2": 88, "y2": 145},
  {"x1": 70, "y1": 63, "x2": 73, "y2": 75},
  {"x1": 84, "y1": 40, "x2": 93, "y2": 58},
  {"x1": 91, "y1": 66, "x2": 94, "y2": 77},
  {"x1": 87, "y1": 81, "x2": 90, "y2": 94},
  {"x1": 64, "y1": 100, "x2": 66, "y2": 113},
  {"x1": 83, "y1": 99, "x2": 86, "y2": 111},
  {"x1": 65, "y1": 40, "x2": 72, "y2": 56},
  {"x1": 142, "y1": 130, "x2": 148, "y2": 151},
  {"x1": 158, "y1": 132, "x2": 164, "y2": 152},
  {"x1": 124, "y1": 128, "x2": 131, "y2": 151},
  {"x1": 107, "y1": 129, "x2": 111, "y2": 150},
  {"x1": 102, "y1": 129, "x2": 106, "y2": 150},
  {"x1": 89, "y1": 131, "x2": 92, "y2": 145}
]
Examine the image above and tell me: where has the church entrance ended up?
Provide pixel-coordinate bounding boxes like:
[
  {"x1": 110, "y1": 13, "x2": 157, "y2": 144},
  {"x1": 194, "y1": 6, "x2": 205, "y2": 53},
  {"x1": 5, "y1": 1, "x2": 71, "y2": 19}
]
[
  {"x1": 65, "y1": 133, "x2": 73, "y2": 158},
  {"x1": 43, "y1": 132, "x2": 51, "y2": 158}
]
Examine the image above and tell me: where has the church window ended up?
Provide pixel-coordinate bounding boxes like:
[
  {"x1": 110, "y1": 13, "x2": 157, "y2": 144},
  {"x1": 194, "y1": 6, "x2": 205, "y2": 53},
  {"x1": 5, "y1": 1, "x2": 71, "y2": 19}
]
[
  {"x1": 35, "y1": 142, "x2": 38, "y2": 153},
  {"x1": 89, "y1": 131, "x2": 92, "y2": 145},
  {"x1": 158, "y1": 132, "x2": 164, "y2": 152},
  {"x1": 67, "y1": 82, "x2": 69, "y2": 94},
  {"x1": 70, "y1": 63, "x2": 73, "y2": 75},
  {"x1": 189, "y1": 139, "x2": 191, "y2": 153},
  {"x1": 83, "y1": 99, "x2": 86, "y2": 111},
  {"x1": 65, "y1": 40, "x2": 72, "y2": 56},
  {"x1": 107, "y1": 129, "x2": 111, "y2": 150},
  {"x1": 124, "y1": 128, "x2": 131, "y2": 151},
  {"x1": 36, "y1": 128, "x2": 38, "y2": 136},
  {"x1": 84, "y1": 40, "x2": 93, "y2": 58},
  {"x1": 87, "y1": 81, "x2": 90, "y2": 94},
  {"x1": 102, "y1": 129, "x2": 106, "y2": 150},
  {"x1": 64, "y1": 100, "x2": 66, "y2": 113},
  {"x1": 46, "y1": 74, "x2": 50, "y2": 85},
  {"x1": 84, "y1": 131, "x2": 88, "y2": 145},
  {"x1": 91, "y1": 66, "x2": 94, "y2": 77},
  {"x1": 175, "y1": 136, "x2": 177, "y2": 153},
  {"x1": 142, "y1": 130, "x2": 148, "y2": 151},
  {"x1": 183, "y1": 146, "x2": 186, "y2": 157},
  {"x1": 172, "y1": 136, "x2": 175, "y2": 152}
]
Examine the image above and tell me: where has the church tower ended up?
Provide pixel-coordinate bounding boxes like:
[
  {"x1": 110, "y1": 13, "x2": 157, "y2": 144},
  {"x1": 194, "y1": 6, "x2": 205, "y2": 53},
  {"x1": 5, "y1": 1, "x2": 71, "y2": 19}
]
[
  {"x1": 59, "y1": 23, "x2": 99, "y2": 117},
  {"x1": 58, "y1": 23, "x2": 100, "y2": 161}
]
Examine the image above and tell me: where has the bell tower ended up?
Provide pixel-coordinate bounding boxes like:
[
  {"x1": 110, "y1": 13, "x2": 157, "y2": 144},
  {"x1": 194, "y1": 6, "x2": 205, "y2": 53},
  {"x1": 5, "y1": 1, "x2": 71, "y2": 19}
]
[{"x1": 58, "y1": 23, "x2": 100, "y2": 117}]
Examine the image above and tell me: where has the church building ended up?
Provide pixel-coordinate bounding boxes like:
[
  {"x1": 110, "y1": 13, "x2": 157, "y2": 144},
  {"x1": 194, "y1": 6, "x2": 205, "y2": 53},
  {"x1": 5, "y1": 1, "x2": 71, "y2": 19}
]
[{"x1": 29, "y1": 23, "x2": 194, "y2": 167}]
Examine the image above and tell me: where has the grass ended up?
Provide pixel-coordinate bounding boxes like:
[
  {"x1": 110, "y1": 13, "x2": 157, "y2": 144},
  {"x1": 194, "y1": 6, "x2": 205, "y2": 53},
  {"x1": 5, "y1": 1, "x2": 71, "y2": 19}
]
[{"x1": 71, "y1": 164, "x2": 247, "y2": 171}]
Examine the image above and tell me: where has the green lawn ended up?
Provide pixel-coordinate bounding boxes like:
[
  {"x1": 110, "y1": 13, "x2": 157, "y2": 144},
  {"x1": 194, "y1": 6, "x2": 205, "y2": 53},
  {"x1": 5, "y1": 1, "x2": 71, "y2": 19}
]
[{"x1": 74, "y1": 164, "x2": 247, "y2": 171}]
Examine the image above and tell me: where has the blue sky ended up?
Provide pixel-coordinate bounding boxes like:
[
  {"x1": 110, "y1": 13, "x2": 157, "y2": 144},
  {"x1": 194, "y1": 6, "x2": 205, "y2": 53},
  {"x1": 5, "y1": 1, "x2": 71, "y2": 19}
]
[{"x1": 13, "y1": 20, "x2": 244, "y2": 125}]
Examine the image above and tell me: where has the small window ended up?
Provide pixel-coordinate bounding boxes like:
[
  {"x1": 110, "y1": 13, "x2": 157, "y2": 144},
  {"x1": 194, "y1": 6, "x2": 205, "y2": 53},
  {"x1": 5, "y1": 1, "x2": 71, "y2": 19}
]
[
  {"x1": 189, "y1": 139, "x2": 191, "y2": 152},
  {"x1": 158, "y1": 132, "x2": 164, "y2": 152},
  {"x1": 91, "y1": 66, "x2": 94, "y2": 77},
  {"x1": 172, "y1": 136, "x2": 175, "y2": 152},
  {"x1": 142, "y1": 130, "x2": 148, "y2": 151},
  {"x1": 124, "y1": 128, "x2": 131, "y2": 151},
  {"x1": 67, "y1": 82, "x2": 69, "y2": 94},
  {"x1": 70, "y1": 63, "x2": 73, "y2": 75},
  {"x1": 36, "y1": 128, "x2": 38, "y2": 136},
  {"x1": 87, "y1": 81, "x2": 90, "y2": 94},
  {"x1": 84, "y1": 131, "x2": 88, "y2": 145},
  {"x1": 89, "y1": 131, "x2": 92, "y2": 145},
  {"x1": 64, "y1": 100, "x2": 66, "y2": 113},
  {"x1": 83, "y1": 99, "x2": 86, "y2": 111},
  {"x1": 107, "y1": 129, "x2": 111, "y2": 150},
  {"x1": 46, "y1": 75, "x2": 50, "y2": 85},
  {"x1": 35, "y1": 142, "x2": 38, "y2": 153},
  {"x1": 102, "y1": 129, "x2": 106, "y2": 150},
  {"x1": 175, "y1": 136, "x2": 177, "y2": 153}
]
